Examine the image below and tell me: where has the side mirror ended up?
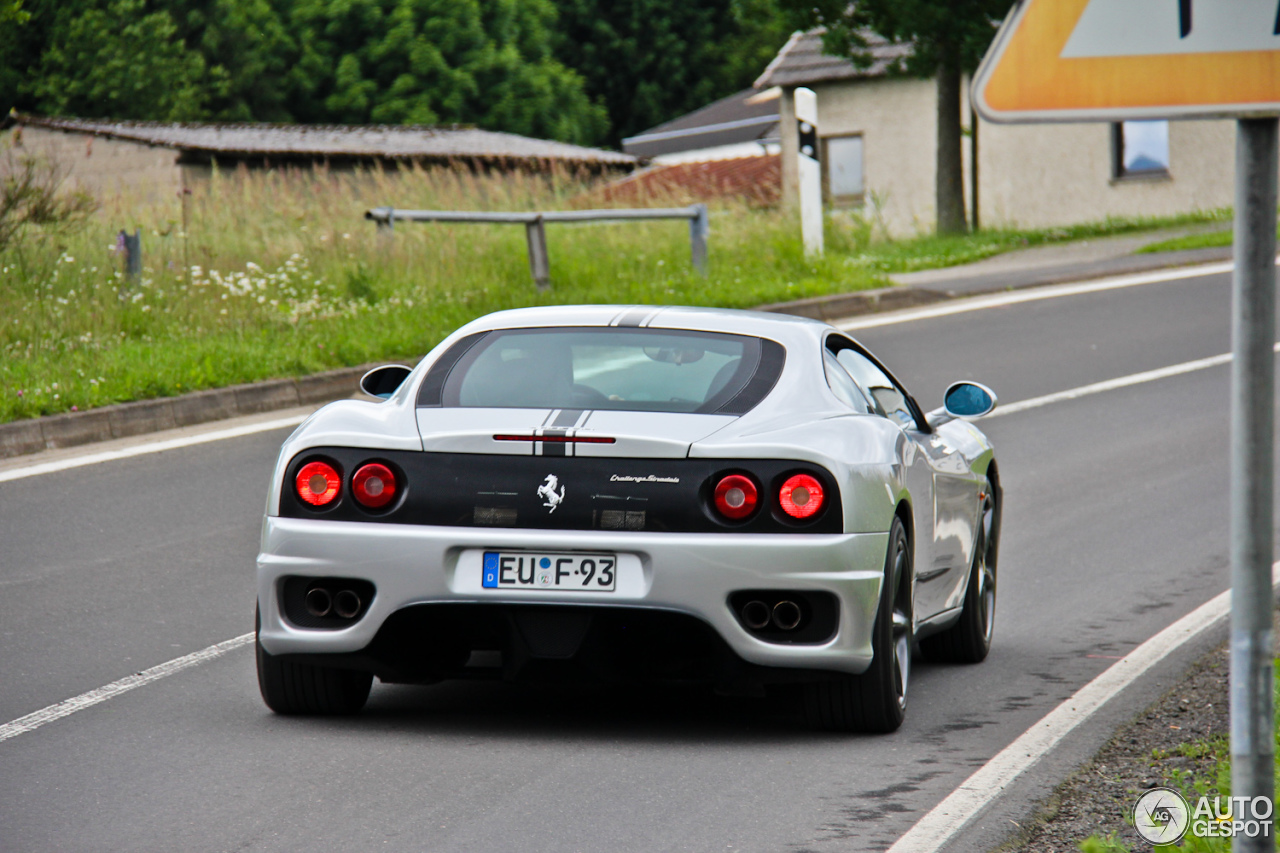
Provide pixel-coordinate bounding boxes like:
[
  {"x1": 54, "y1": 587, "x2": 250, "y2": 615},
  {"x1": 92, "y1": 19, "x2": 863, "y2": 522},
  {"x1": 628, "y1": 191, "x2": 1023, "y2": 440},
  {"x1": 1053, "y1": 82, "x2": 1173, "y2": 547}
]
[
  {"x1": 944, "y1": 382, "x2": 997, "y2": 418},
  {"x1": 360, "y1": 364, "x2": 412, "y2": 400},
  {"x1": 927, "y1": 381, "x2": 997, "y2": 428}
]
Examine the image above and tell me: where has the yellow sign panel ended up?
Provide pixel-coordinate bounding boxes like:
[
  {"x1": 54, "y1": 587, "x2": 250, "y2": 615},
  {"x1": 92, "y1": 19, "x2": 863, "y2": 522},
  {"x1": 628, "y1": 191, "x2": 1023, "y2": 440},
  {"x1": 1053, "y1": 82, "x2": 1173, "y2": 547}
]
[{"x1": 973, "y1": 0, "x2": 1280, "y2": 122}]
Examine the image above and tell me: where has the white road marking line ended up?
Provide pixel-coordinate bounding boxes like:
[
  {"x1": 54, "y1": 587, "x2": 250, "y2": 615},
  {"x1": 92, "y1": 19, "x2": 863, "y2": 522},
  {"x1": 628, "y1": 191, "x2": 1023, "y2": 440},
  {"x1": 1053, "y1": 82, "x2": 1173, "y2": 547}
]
[
  {"x1": 986, "y1": 342, "x2": 1280, "y2": 419},
  {"x1": 0, "y1": 414, "x2": 307, "y2": 484},
  {"x1": 887, "y1": 564, "x2": 1280, "y2": 853},
  {"x1": 0, "y1": 633, "x2": 254, "y2": 744},
  {"x1": 837, "y1": 260, "x2": 1240, "y2": 331}
]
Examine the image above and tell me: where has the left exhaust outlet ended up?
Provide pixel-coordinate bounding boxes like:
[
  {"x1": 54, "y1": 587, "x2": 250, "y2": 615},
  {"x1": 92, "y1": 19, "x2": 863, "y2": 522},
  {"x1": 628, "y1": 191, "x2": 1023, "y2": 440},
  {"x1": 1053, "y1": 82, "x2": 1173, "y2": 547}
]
[{"x1": 305, "y1": 587, "x2": 332, "y2": 617}]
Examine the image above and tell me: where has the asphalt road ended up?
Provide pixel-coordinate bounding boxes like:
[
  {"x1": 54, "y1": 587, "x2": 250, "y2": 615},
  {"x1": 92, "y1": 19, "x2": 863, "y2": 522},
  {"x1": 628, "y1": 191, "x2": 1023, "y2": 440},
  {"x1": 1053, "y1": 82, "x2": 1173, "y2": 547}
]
[{"x1": 0, "y1": 267, "x2": 1272, "y2": 852}]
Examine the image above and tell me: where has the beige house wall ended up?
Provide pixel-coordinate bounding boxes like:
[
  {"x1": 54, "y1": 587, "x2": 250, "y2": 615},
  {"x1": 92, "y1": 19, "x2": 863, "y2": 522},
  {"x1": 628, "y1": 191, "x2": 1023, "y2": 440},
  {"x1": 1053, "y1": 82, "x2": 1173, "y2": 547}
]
[
  {"x1": 1, "y1": 126, "x2": 184, "y2": 200},
  {"x1": 977, "y1": 119, "x2": 1235, "y2": 231},
  {"x1": 814, "y1": 77, "x2": 940, "y2": 236},
  {"x1": 788, "y1": 75, "x2": 1238, "y2": 236}
]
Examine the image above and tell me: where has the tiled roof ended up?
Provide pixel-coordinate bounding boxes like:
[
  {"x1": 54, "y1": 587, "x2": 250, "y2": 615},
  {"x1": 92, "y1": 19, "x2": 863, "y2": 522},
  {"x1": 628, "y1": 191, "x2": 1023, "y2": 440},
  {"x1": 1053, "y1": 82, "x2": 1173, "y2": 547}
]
[
  {"x1": 5, "y1": 114, "x2": 636, "y2": 167},
  {"x1": 754, "y1": 29, "x2": 912, "y2": 89},
  {"x1": 595, "y1": 155, "x2": 781, "y2": 207},
  {"x1": 622, "y1": 89, "x2": 779, "y2": 159}
]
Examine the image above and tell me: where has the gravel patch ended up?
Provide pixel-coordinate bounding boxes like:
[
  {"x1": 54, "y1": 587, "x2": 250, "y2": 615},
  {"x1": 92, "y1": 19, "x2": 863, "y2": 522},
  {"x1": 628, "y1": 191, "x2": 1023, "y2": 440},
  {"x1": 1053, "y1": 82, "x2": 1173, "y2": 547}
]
[{"x1": 995, "y1": 640, "x2": 1233, "y2": 851}]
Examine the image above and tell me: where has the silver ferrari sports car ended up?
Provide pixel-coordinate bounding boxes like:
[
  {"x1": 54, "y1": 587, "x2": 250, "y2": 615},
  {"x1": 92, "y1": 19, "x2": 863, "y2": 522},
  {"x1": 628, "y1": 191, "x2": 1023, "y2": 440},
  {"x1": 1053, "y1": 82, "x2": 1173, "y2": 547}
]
[{"x1": 256, "y1": 305, "x2": 1001, "y2": 732}]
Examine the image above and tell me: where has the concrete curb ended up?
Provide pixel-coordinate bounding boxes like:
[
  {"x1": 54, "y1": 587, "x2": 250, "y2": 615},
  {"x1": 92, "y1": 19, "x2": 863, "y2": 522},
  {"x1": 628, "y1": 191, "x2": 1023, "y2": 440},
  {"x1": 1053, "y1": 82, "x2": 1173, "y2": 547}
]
[
  {"x1": 0, "y1": 249, "x2": 1227, "y2": 461},
  {"x1": 757, "y1": 284, "x2": 950, "y2": 321},
  {"x1": 0, "y1": 365, "x2": 380, "y2": 460}
]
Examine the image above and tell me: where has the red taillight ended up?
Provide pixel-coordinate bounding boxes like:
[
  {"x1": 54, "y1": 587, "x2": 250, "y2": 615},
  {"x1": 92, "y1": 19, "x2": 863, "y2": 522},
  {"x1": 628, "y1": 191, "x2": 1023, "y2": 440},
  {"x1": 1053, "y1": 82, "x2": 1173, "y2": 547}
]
[
  {"x1": 352, "y1": 462, "x2": 397, "y2": 509},
  {"x1": 296, "y1": 461, "x2": 341, "y2": 507},
  {"x1": 713, "y1": 474, "x2": 758, "y2": 520},
  {"x1": 779, "y1": 473, "x2": 824, "y2": 519}
]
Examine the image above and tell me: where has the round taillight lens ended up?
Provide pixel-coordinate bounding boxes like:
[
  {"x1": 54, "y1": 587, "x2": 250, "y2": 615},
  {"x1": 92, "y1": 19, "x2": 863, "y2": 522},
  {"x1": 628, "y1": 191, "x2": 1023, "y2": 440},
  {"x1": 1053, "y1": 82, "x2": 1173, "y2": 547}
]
[
  {"x1": 779, "y1": 473, "x2": 825, "y2": 519},
  {"x1": 713, "y1": 474, "x2": 758, "y2": 520},
  {"x1": 296, "y1": 461, "x2": 341, "y2": 507},
  {"x1": 352, "y1": 462, "x2": 397, "y2": 509}
]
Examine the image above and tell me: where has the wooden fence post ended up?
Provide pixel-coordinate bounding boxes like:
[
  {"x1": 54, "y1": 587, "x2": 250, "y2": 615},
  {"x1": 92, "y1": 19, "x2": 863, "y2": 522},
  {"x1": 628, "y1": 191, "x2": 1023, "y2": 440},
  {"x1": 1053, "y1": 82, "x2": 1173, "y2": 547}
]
[{"x1": 526, "y1": 216, "x2": 550, "y2": 290}]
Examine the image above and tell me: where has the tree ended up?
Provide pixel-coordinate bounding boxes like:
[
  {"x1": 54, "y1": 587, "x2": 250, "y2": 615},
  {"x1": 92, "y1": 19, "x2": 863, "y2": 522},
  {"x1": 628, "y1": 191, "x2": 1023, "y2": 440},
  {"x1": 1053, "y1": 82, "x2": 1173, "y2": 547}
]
[
  {"x1": 285, "y1": 0, "x2": 607, "y2": 144},
  {"x1": 29, "y1": 0, "x2": 212, "y2": 120},
  {"x1": 804, "y1": 0, "x2": 1014, "y2": 234},
  {"x1": 157, "y1": 0, "x2": 297, "y2": 122},
  {"x1": 0, "y1": 0, "x2": 26, "y2": 24},
  {"x1": 552, "y1": 0, "x2": 732, "y2": 145}
]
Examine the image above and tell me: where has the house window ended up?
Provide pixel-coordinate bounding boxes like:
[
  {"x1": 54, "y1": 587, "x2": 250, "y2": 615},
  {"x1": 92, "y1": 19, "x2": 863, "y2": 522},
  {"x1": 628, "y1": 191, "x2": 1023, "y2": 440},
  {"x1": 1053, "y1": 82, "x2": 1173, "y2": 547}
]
[
  {"x1": 1113, "y1": 121, "x2": 1170, "y2": 179},
  {"x1": 823, "y1": 134, "x2": 864, "y2": 204}
]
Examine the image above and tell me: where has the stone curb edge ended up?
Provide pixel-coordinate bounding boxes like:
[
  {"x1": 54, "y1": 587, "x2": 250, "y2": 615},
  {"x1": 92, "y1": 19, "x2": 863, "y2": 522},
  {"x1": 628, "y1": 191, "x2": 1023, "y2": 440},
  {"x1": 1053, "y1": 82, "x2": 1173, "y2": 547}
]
[
  {"x1": 756, "y1": 283, "x2": 950, "y2": 321},
  {"x1": 0, "y1": 251, "x2": 1217, "y2": 461},
  {"x1": 0, "y1": 364, "x2": 385, "y2": 460}
]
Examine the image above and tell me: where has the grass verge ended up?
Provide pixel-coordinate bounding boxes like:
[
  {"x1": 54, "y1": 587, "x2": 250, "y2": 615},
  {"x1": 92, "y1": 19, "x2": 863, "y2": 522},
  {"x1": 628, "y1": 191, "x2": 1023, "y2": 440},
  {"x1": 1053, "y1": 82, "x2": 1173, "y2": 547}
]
[
  {"x1": 1078, "y1": 661, "x2": 1280, "y2": 852},
  {"x1": 1137, "y1": 222, "x2": 1280, "y2": 255},
  {"x1": 0, "y1": 158, "x2": 1232, "y2": 424}
]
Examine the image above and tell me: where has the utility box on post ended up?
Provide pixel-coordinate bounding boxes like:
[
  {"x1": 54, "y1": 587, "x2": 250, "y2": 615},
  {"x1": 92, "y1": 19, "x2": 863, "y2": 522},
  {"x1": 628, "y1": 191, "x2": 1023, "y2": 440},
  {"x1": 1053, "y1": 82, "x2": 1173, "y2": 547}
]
[{"x1": 795, "y1": 87, "x2": 823, "y2": 257}]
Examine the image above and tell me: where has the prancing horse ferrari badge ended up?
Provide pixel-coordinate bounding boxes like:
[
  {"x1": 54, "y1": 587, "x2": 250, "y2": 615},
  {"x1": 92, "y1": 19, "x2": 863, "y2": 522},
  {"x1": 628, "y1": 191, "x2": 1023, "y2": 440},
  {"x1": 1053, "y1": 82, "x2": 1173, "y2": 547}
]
[{"x1": 537, "y1": 474, "x2": 566, "y2": 513}]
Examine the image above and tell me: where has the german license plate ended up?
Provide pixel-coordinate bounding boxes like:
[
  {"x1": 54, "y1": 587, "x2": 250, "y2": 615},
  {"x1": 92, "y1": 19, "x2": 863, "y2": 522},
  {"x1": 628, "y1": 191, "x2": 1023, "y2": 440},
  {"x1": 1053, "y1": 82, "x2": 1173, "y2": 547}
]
[{"x1": 482, "y1": 551, "x2": 617, "y2": 591}]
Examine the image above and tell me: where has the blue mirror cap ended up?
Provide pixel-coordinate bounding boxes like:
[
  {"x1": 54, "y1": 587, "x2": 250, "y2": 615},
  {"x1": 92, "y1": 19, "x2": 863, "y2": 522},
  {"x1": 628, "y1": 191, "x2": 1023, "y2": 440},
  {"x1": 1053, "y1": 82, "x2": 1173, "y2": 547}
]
[{"x1": 943, "y1": 382, "x2": 996, "y2": 418}]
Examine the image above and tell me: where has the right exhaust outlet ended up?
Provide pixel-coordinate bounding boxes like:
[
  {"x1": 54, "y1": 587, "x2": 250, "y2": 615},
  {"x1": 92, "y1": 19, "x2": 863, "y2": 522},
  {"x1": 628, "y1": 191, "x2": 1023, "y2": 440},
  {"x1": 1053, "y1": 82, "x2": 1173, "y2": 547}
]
[
  {"x1": 333, "y1": 589, "x2": 362, "y2": 620},
  {"x1": 772, "y1": 600, "x2": 802, "y2": 631}
]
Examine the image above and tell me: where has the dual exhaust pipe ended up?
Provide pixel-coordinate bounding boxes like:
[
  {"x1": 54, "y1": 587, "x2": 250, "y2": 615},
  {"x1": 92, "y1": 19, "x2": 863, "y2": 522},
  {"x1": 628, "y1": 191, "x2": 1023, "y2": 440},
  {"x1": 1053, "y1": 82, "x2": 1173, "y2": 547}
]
[
  {"x1": 741, "y1": 599, "x2": 802, "y2": 632},
  {"x1": 305, "y1": 586, "x2": 363, "y2": 620}
]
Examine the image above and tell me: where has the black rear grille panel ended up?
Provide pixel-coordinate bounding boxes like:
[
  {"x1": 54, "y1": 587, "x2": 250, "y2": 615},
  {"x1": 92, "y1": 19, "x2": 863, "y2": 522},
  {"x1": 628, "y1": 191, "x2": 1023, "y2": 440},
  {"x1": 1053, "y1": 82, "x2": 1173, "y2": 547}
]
[
  {"x1": 279, "y1": 448, "x2": 842, "y2": 534},
  {"x1": 364, "y1": 603, "x2": 734, "y2": 684}
]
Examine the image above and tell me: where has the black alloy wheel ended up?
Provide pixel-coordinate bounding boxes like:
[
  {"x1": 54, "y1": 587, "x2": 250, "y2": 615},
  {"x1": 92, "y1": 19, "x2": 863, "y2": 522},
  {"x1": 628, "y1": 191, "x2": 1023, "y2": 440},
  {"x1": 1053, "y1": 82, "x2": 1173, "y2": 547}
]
[
  {"x1": 255, "y1": 606, "x2": 373, "y2": 715},
  {"x1": 804, "y1": 515, "x2": 913, "y2": 732}
]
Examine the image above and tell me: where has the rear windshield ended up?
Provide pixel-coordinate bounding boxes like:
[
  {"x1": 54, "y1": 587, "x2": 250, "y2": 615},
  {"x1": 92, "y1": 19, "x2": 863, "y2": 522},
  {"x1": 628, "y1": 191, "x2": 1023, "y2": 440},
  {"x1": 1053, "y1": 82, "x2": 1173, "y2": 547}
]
[{"x1": 441, "y1": 327, "x2": 765, "y2": 413}]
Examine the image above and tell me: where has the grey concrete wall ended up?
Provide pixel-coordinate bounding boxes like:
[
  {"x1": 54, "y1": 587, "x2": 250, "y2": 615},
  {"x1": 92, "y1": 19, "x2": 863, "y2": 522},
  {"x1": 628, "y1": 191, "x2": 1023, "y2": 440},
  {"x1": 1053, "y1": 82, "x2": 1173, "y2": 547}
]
[{"x1": 2, "y1": 126, "x2": 184, "y2": 200}]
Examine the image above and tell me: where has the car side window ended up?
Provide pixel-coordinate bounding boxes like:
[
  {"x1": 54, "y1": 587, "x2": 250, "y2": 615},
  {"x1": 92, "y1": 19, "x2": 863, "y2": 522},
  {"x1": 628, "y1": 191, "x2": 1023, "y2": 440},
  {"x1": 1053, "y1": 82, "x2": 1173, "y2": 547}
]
[
  {"x1": 823, "y1": 350, "x2": 872, "y2": 413},
  {"x1": 834, "y1": 347, "x2": 917, "y2": 430}
]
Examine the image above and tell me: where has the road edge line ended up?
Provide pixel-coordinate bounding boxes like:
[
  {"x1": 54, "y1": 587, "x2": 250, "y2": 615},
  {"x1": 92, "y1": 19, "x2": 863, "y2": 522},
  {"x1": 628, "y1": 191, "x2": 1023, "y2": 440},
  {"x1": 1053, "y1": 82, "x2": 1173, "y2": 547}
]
[
  {"x1": 885, "y1": 564, "x2": 1280, "y2": 853},
  {"x1": 0, "y1": 633, "x2": 255, "y2": 744},
  {"x1": 837, "y1": 260, "x2": 1238, "y2": 330},
  {"x1": 0, "y1": 414, "x2": 308, "y2": 484}
]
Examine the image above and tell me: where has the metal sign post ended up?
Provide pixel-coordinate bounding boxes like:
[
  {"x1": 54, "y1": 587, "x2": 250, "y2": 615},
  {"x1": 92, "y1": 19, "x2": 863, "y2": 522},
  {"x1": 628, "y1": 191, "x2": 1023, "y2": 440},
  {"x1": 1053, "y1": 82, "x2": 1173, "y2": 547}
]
[
  {"x1": 1231, "y1": 116, "x2": 1278, "y2": 853},
  {"x1": 972, "y1": 2, "x2": 1280, "y2": 845}
]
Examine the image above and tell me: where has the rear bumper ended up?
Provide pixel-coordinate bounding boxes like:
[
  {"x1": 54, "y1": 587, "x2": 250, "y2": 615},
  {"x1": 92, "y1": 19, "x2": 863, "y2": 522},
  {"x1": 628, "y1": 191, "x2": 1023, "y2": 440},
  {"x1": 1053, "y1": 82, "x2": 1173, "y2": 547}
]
[{"x1": 257, "y1": 517, "x2": 889, "y2": 676}]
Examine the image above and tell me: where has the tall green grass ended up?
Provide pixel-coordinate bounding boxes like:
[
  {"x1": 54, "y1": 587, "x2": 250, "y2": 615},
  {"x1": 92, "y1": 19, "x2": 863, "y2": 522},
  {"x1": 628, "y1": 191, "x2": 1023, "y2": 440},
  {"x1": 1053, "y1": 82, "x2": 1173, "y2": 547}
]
[
  {"x1": 0, "y1": 159, "x2": 1231, "y2": 424},
  {"x1": 1, "y1": 163, "x2": 884, "y2": 421}
]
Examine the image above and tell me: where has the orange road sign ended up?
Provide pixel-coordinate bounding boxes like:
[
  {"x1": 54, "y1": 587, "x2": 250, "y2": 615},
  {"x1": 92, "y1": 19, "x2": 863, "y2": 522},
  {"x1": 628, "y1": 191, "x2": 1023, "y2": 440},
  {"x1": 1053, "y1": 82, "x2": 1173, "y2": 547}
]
[{"x1": 972, "y1": 0, "x2": 1280, "y2": 122}]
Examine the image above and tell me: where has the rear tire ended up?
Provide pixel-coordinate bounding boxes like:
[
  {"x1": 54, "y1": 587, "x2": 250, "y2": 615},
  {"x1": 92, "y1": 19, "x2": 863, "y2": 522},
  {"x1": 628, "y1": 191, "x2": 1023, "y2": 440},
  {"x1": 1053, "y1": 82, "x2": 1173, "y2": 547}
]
[
  {"x1": 804, "y1": 517, "x2": 912, "y2": 733},
  {"x1": 921, "y1": 488, "x2": 997, "y2": 664},
  {"x1": 256, "y1": 606, "x2": 372, "y2": 715}
]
